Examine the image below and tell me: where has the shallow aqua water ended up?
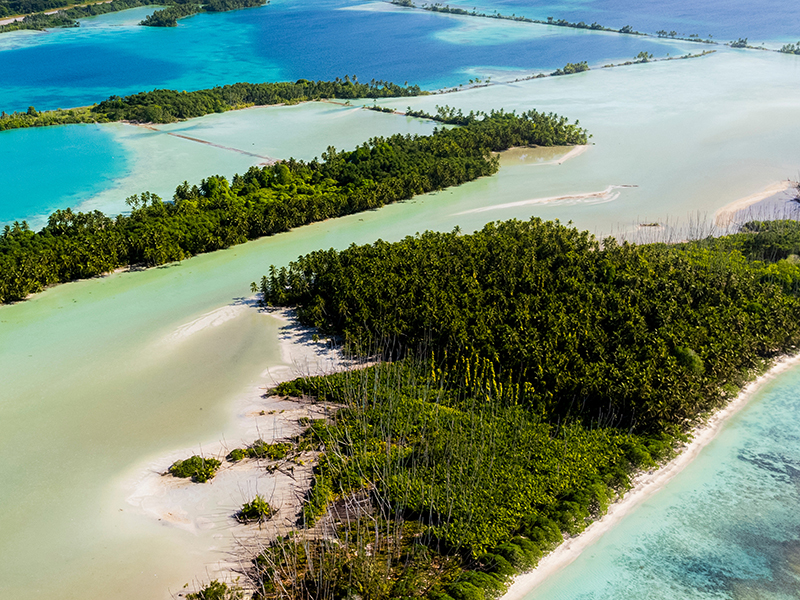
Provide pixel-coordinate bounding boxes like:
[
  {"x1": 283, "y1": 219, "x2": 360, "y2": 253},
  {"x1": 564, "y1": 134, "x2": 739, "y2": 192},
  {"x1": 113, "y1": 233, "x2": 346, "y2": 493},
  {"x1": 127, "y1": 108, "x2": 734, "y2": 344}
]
[
  {"x1": 526, "y1": 366, "x2": 800, "y2": 599},
  {"x1": 0, "y1": 124, "x2": 127, "y2": 225}
]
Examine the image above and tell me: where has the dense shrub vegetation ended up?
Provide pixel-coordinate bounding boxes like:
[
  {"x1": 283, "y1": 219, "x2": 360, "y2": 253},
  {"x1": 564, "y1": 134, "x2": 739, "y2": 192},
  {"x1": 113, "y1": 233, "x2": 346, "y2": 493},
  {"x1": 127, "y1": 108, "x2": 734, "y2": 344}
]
[
  {"x1": 0, "y1": 110, "x2": 587, "y2": 303},
  {"x1": 228, "y1": 439, "x2": 294, "y2": 461},
  {"x1": 186, "y1": 580, "x2": 244, "y2": 600},
  {"x1": 91, "y1": 78, "x2": 425, "y2": 123},
  {"x1": 0, "y1": 78, "x2": 425, "y2": 131},
  {"x1": 551, "y1": 61, "x2": 590, "y2": 76},
  {"x1": 250, "y1": 218, "x2": 800, "y2": 598},
  {"x1": 260, "y1": 219, "x2": 800, "y2": 432}
]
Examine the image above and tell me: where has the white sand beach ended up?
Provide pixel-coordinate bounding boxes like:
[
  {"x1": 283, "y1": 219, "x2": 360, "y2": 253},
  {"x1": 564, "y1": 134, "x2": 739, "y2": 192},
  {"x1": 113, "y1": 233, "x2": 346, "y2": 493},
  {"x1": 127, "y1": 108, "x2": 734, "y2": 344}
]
[{"x1": 124, "y1": 303, "x2": 352, "y2": 590}]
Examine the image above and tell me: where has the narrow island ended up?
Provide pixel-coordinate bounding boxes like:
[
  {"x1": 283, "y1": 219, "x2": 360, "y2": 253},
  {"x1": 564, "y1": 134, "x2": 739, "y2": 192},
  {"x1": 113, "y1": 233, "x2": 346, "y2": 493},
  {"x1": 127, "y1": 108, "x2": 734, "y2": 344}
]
[{"x1": 0, "y1": 105, "x2": 588, "y2": 303}]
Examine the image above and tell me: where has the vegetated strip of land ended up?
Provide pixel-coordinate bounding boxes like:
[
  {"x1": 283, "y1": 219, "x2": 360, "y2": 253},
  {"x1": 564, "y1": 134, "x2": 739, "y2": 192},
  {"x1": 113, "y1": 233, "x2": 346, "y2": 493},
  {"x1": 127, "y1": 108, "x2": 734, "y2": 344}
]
[
  {"x1": 0, "y1": 78, "x2": 426, "y2": 132},
  {"x1": 241, "y1": 218, "x2": 800, "y2": 600},
  {"x1": 390, "y1": 0, "x2": 717, "y2": 44},
  {"x1": 0, "y1": 108, "x2": 588, "y2": 303},
  {"x1": 392, "y1": 0, "x2": 800, "y2": 55},
  {"x1": 0, "y1": 0, "x2": 266, "y2": 32}
]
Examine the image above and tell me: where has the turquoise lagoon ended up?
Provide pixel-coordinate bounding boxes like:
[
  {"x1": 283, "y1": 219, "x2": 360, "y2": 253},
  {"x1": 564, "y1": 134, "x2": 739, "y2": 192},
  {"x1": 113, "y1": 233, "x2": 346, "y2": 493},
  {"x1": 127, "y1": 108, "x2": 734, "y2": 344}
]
[
  {"x1": 0, "y1": 123, "x2": 126, "y2": 225},
  {"x1": 1, "y1": 103, "x2": 439, "y2": 227},
  {"x1": 6, "y1": 46, "x2": 799, "y2": 234}
]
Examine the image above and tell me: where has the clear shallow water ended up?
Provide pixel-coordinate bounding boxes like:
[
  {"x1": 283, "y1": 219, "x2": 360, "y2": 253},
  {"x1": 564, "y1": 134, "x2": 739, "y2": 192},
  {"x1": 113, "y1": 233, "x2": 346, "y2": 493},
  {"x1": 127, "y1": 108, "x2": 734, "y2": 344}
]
[
  {"x1": 0, "y1": 124, "x2": 127, "y2": 225},
  {"x1": 0, "y1": 102, "x2": 438, "y2": 227},
  {"x1": 525, "y1": 366, "x2": 800, "y2": 600},
  {"x1": 0, "y1": 0, "x2": 689, "y2": 112}
]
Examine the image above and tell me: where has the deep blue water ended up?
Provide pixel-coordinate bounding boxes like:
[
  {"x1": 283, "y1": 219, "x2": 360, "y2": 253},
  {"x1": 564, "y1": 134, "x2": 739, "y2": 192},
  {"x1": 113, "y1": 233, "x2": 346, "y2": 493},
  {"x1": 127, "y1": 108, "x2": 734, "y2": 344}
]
[
  {"x1": 0, "y1": 125, "x2": 126, "y2": 225},
  {"x1": 0, "y1": 0, "x2": 688, "y2": 112}
]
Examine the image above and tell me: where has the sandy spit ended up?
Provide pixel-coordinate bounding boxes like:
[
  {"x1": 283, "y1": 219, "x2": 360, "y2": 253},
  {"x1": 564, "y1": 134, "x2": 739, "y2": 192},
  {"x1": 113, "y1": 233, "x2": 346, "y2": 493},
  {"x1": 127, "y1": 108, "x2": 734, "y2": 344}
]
[
  {"x1": 502, "y1": 352, "x2": 800, "y2": 600},
  {"x1": 552, "y1": 144, "x2": 589, "y2": 165},
  {"x1": 456, "y1": 184, "x2": 636, "y2": 215},
  {"x1": 714, "y1": 180, "x2": 798, "y2": 226}
]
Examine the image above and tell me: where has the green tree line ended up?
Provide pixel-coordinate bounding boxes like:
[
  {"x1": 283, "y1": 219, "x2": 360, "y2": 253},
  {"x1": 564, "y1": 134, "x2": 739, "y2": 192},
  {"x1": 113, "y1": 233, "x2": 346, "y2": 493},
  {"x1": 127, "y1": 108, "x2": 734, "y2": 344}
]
[
  {"x1": 0, "y1": 78, "x2": 426, "y2": 132},
  {"x1": 139, "y1": 0, "x2": 264, "y2": 27},
  {"x1": 0, "y1": 110, "x2": 587, "y2": 303},
  {"x1": 259, "y1": 218, "x2": 800, "y2": 433}
]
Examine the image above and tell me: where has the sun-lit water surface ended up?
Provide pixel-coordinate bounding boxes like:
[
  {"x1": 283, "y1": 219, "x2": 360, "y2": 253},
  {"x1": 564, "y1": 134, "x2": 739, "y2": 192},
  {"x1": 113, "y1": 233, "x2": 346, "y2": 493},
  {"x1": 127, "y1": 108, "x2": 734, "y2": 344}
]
[
  {"x1": 442, "y1": 0, "x2": 800, "y2": 43},
  {"x1": 0, "y1": 124, "x2": 126, "y2": 225}
]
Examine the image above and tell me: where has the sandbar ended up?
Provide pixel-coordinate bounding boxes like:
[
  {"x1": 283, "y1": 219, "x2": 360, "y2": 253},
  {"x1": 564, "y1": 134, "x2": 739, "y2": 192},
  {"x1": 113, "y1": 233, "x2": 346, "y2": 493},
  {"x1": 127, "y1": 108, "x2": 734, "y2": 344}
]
[
  {"x1": 714, "y1": 180, "x2": 798, "y2": 227},
  {"x1": 456, "y1": 183, "x2": 636, "y2": 215},
  {"x1": 125, "y1": 302, "x2": 351, "y2": 591}
]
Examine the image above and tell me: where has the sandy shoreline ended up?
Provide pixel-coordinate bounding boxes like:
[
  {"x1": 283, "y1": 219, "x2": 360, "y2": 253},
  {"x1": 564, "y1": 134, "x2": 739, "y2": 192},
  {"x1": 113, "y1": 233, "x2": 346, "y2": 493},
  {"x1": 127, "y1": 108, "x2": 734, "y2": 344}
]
[
  {"x1": 714, "y1": 180, "x2": 798, "y2": 226},
  {"x1": 124, "y1": 303, "x2": 350, "y2": 591},
  {"x1": 502, "y1": 351, "x2": 800, "y2": 599}
]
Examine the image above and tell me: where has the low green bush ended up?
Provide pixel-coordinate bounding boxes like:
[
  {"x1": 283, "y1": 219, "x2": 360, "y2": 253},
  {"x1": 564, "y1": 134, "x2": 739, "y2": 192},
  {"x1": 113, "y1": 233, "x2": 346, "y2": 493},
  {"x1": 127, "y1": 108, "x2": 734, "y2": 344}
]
[
  {"x1": 237, "y1": 494, "x2": 274, "y2": 523},
  {"x1": 248, "y1": 439, "x2": 292, "y2": 460},
  {"x1": 226, "y1": 448, "x2": 246, "y2": 462},
  {"x1": 445, "y1": 581, "x2": 485, "y2": 600},
  {"x1": 168, "y1": 455, "x2": 221, "y2": 483}
]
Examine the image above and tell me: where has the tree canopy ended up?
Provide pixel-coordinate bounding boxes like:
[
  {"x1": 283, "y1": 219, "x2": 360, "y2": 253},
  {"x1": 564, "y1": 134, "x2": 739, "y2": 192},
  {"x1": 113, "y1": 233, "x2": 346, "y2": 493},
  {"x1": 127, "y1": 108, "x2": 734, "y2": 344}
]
[{"x1": 0, "y1": 109, "x2": 587, "y2": 303}]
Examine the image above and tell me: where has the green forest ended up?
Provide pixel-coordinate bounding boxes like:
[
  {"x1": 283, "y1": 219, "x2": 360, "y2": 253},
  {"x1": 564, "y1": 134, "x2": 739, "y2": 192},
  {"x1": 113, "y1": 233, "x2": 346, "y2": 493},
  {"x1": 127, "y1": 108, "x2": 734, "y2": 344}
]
[
  {"x1": 139, "y1": 0, "x2": 264, "y2": 27},
  {"x1": 0, "y1": 109, "x2": 587, "y2": 303},
  {"x1": 248, "y1": 218, "x2": 800, "y2": 599},
  {"x1": 0, "y1": 78, "x2": 425, "y2": 131},
  {"x1": 0, "y1": 0, "x2": 153, "y2": 32}
]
